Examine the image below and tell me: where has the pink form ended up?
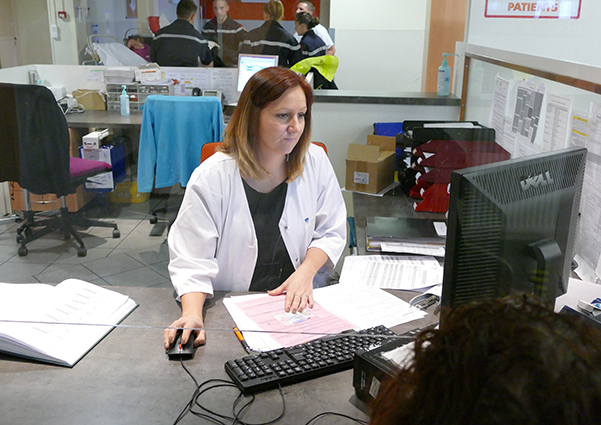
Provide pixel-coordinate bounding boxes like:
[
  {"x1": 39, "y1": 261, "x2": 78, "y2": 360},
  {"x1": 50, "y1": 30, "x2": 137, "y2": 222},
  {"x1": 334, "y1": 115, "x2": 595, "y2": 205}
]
[{"x1": 236, "y1": 295, "x2": 355, "y2": 348}]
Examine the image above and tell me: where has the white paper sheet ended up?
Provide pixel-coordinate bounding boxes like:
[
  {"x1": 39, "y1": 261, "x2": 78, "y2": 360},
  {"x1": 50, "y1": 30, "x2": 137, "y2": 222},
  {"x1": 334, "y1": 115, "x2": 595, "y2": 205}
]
[{"x1": 339, "y1": 255, "x2": 444, "y2": 290}]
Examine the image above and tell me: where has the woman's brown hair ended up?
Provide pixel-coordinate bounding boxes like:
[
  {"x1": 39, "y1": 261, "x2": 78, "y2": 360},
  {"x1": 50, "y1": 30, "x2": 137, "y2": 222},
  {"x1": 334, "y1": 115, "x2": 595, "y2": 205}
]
[
  {"x1": 222, "y1": 66, "x2": 313, "y2": 181},
  {"x1": 264, "y1": 0, "x2": 284, "y2": 21}
]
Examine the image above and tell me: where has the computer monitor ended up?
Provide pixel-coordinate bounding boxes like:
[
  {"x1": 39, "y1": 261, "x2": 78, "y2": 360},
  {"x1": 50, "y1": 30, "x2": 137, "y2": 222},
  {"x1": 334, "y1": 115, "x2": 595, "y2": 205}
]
[
  {"x1": 236, "y1": 54, "x2": 279, "y2": 93},
  {"x1": 440, "y1": 147, "x2": 587, "y2": 318}
]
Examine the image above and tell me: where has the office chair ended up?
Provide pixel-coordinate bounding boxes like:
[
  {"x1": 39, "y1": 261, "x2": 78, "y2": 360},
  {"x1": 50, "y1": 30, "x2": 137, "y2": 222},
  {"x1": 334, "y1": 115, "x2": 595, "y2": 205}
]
[
  {"x1": 138, "y1": 95, "x2": 224, "y2": 230},
  {"x1": 0, "y1": 83, "x2": 120, "y2": 257},
  {"x1": 200, "y1": 141, "x2": 328, "y2": 164}
]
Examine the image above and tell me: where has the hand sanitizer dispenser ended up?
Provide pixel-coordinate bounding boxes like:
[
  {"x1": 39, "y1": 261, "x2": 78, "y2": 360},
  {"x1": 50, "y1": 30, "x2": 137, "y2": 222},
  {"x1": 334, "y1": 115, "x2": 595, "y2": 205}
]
[
  {"x1": 120, "y1": 85, "x2": 130, "y2": 116},
  {"x1": 437, "y1": 53, "x2": 459, "y2": 97}
]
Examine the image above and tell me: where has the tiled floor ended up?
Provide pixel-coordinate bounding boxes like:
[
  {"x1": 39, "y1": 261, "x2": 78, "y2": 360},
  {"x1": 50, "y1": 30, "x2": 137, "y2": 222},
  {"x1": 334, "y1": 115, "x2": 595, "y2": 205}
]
[{"x1": 0, "y1": 195, "x2": 180, "y2": 288}]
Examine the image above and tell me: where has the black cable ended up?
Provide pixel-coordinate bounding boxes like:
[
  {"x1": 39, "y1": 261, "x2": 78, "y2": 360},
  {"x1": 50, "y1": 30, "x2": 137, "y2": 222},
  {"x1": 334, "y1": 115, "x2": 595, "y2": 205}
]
[
  {"x1": 304, "y1": 412, "x2": 369, "y2": 425},
  {"x1": 174, "y1": 359, "x2": 286, "y2": 425}
]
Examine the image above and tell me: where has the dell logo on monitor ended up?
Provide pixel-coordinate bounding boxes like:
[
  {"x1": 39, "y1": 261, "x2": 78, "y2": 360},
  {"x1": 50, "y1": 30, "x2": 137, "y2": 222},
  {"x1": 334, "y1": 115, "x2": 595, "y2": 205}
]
[{"x1": 520, "y1": 170, "x2": 554, "y2": 191}]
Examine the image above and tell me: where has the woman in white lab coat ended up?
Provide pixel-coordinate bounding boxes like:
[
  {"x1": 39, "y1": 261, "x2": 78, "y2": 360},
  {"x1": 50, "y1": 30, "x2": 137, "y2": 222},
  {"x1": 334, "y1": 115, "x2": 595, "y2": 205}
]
[{"x1": 164, "y1": 67, "x2": 346, "y2": 349}]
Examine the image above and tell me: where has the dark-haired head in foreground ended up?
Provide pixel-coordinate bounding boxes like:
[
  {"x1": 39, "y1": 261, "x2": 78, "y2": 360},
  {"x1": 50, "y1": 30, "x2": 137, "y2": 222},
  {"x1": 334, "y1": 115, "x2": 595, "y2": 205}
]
[{"x1": 370, "y1": 294, "x2": 601, "y2": 425}]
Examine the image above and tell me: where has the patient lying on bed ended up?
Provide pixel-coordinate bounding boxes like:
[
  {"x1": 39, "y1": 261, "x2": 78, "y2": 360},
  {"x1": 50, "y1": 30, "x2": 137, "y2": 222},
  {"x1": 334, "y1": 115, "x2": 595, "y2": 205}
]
[{"x1": 127, "y1": 36, "x2": 151, "y2": 62}]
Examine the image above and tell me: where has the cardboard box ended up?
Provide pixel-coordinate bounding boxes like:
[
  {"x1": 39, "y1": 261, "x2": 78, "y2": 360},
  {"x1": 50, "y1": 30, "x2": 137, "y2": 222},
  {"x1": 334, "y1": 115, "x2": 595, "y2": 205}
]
[
  {"x1": 72, "y1": 89, "x2": 106, "y2": 111},
  {"x1": 345, "y1": 135, "x2": 396, "y2": 194}
]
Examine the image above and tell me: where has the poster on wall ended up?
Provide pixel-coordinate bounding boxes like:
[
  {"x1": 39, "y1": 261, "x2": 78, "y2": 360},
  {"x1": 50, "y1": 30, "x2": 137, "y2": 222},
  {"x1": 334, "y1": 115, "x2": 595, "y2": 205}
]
[
  {"x1": 485, "y1": 0, "x2": 581, "y2": 19},
  {"x1": 126, "y1": 0, "x2": 138, "y2": 19}
]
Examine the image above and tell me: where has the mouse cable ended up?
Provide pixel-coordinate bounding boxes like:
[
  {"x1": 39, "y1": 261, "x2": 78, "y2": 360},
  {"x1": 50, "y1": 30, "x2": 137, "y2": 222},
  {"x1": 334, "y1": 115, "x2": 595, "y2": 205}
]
[
  {"x1": 176, "y1": 359, "x2": 286, "y2": 425},
  {"x1": 304, "y1": 412, "x2": 369, "y2": 425},
  {"x1": 193, "y1": 380, "x2": 285, "y2": 425},
  {"x1": 231, "y1": 384, "x2": 285, "y2": 425},
  {"x1": 174, "y1": 360, "x2": 228, "y2": 425}
]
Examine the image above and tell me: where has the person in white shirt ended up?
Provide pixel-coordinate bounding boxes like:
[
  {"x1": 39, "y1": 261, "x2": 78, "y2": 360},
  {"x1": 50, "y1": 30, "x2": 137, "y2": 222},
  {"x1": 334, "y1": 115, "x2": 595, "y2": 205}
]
[
  {"x1": 293, "y1": 0, "x2": 335, "y2": 56},
  {"x1": 164, "y1": 67, "x2": 346, "y2": 350}
]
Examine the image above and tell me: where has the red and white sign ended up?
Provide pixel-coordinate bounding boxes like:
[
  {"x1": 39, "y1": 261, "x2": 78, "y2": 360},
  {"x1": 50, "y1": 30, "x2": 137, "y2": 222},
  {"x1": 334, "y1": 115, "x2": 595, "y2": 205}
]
[{"x1": 485, "y1": 0, "x2": 581, "y2": 18}]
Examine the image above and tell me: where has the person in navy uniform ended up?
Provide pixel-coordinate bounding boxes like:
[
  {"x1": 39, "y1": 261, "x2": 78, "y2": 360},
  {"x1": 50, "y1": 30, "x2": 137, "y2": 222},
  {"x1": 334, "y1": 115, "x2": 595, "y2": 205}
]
[
  {"x1": 295, "y1": 12, "x2": 327, "y2": 59},
  {"x1": 150, "y1": 0, "x2": 213, "y2": 67},
  {"x1": 294, "y1": 11, "x2": 337, "y2": 89},
  {"x1": 202, "y1": 0, "x2": 247, "y2": 67},
  {"x1": 294, "y1": 0, "x2": 335, "y2": 56},
  {"x1": 240, "y1": 0, "x2": 302, "y2": 68}
]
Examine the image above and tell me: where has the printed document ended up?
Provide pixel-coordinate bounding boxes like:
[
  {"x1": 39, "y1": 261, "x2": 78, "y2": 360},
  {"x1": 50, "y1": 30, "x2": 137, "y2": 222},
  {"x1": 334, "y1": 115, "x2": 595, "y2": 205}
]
[
  {"x1": 224, "y1": 284, "x2": 425, "y2": 352},
  {"x1": 339, "y1": 255, "x2": 444, "y2": 290}
]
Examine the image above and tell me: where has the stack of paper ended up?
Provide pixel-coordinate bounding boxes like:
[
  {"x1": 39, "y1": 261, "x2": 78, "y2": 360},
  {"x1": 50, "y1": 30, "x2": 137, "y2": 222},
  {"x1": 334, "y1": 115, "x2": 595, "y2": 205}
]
[
  {"x1": 339, "y1": 255, "x2": 444, "y2": 290},
  {"x1": 366, "y1": 217, "x2": 446, "y2": 256}
]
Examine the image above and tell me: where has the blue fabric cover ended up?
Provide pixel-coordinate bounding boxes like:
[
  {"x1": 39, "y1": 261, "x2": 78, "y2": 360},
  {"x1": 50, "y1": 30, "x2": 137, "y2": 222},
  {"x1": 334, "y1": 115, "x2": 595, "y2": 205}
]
[{"x1": 137, "y1": 95, "x2": 224, "y2": 193}]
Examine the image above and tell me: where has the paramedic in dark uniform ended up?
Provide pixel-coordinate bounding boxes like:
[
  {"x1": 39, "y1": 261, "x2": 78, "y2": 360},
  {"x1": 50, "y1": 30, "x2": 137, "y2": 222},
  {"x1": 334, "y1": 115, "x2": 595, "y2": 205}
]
[
  {"x1": 294, "y1": 12, "x2": 337, "y2": 89},
  {"x1": 240, "y1": 0, "x2": 302, "y2": 68},
  {"x1": 150, "y1": 0, "x2": 213, "y2": 67},
  {"x1": 295, "y1": 12, "x2": 327, "y2": 59},
  {"x1": 202, "y1": 0, "x2": 247, "y2": 67}
]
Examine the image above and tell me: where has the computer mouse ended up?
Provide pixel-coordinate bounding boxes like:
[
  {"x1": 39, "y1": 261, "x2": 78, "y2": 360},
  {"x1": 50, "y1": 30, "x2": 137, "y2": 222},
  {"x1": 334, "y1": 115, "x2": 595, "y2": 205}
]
[{"x1": 166, "y1": 330, "x2": 197, "y2": 360}]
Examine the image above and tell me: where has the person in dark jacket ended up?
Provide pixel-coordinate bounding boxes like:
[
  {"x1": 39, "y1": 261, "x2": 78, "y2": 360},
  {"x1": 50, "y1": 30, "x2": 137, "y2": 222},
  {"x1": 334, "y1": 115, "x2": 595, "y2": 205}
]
[
  {"x1": 295, "y1": 12, "x2": 327, "y2": 59},
  {"x1": 240, "y1": 0, "x2": 302, "y2": 68},
  {"x1": 150, "y1": 0, "x2": 213, "y2": 67},
  {"x1": 202, "y1": 0, "x2": 247, "y2": 67},
  {"x1": 294, "y1": 11, "x2": 337, "y2": 89}
]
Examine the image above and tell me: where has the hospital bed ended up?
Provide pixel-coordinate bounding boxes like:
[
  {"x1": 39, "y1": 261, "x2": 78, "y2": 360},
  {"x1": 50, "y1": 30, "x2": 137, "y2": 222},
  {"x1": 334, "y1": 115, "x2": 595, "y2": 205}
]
[{"x1": 83, "y1": 34, "x2": 149, "y2": 66}]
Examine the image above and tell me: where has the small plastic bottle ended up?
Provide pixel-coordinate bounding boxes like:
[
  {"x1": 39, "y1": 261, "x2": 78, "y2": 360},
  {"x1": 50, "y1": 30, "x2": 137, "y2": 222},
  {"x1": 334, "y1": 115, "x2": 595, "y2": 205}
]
[
  {"x1": 28, "y1": 66, "x2": 38, "y2": 85},
  {"x1": 437, "y1": 53, "x2": 459, "y2": 97},
  {"x1": 120, "y1": 85, "x2": 130, "y2": 116}
]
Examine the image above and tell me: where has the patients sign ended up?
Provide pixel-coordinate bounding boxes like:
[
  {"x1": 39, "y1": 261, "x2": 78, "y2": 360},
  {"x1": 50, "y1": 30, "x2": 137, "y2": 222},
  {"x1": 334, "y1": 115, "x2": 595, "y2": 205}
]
[{"x1": 485, "y1": 0, "x2": 581, "y2": 18}]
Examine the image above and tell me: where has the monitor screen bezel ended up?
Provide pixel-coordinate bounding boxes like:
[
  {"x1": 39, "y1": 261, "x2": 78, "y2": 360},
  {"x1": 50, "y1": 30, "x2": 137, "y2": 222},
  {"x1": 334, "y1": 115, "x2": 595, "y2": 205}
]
[{"x1": 236, "y1": 53, "x2": 279, "y2": 94}]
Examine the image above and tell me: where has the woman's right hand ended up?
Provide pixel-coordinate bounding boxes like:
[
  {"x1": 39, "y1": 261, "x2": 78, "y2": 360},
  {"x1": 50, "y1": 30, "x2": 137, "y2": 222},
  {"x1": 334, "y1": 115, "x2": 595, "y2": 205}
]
[
  {"x1": 163, "y1": 314, "x2": 206, "y2": 350},
  {"x1": 164, "y1": 292, "x2": 208, "y2": 350}
]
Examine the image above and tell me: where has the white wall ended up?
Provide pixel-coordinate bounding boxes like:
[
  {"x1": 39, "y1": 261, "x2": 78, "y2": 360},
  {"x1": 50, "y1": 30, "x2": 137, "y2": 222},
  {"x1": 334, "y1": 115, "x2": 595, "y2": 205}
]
[
  {"x1": 330, "y1": 0, "x2": 429, "y2": 91},
  {"x1": 47, "y1": 0, "x2": 90, "y2": 65},
  {"x1": 466, "y1": 0, "x2": 601, "y2": 67}
]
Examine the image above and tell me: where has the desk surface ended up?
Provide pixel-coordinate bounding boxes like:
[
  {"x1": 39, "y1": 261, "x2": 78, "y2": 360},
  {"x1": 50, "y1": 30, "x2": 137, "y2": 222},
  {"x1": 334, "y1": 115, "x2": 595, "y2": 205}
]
[
  {"x1": 0, "y1": 286, "x2": 436, "y2": 425},
  {"x1": 66, "y1": 110, "x2": 143, "y2": 128}
]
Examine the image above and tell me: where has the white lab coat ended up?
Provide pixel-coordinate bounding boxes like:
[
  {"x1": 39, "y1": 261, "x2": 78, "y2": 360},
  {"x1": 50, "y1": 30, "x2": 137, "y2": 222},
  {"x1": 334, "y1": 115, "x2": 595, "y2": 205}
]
[{"x1": 168, "y1": 144, "x2": 347, "y2": 299}]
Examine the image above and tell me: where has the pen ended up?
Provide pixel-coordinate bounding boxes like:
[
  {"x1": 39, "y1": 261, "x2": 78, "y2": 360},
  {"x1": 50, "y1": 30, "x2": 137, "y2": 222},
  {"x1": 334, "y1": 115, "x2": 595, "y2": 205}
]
[{"x1": 233, "y1": 326, "x2": 252, "y2": 354}]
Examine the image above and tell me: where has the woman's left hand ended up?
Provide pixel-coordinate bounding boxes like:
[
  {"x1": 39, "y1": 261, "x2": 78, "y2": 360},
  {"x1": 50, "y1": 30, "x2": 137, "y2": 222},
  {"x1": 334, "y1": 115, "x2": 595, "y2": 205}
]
[
  {"x1": 268, "y1": 247, "x2": 329, "y2": 314},
  {"x1": 268, "y1": 266, "x2": 315, "y2": 314}
]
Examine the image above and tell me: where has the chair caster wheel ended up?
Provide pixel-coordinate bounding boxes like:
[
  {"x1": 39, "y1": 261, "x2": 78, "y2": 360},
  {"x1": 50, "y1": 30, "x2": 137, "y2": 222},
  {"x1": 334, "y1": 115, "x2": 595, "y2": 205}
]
[
  {"x1": 77, "y1": 247, "x2": 87, "y2": 257},
  {"x1": 113, "y1": 229, "x2": 121, "y2": 238},
  {"x1": 63, "y1": 231, "x2": 71, "y2": 240},
  {"x1": 18, "y1": 246, "x2": 28, "y2": 257},
  {"x1": 16, "y1": 234, "x2": 23, "y2": 243},
  {"x1": 149, "y1": 216, "x2": 158, "y2": 224}
]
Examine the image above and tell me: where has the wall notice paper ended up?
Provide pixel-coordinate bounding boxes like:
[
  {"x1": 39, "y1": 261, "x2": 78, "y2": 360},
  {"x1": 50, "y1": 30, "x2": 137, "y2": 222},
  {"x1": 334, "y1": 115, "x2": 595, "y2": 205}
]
[
  {"x1": 0, "y1": 279, "x2": 137, "y2": 367},
  {"x1": 488, "y1": 75, "x2": 510, "y2": 148},
  {"x1": 542, "y1": 94, "x2": 571, "y2": 152},
  {"x1": 339, "y1": 255, "x2": 444, "y2": 290},
  {"x1": 586, "y1": 102, "x2": 601, "y2": 157},
  {"x1": 512, "y1": 81, "x2": 545, "y2": 145},
  {"x1": 223, "y1": 284, "x2": 425, "y2": 352},
  {"x1": 570, "y1": 112, "x2": 589, "y2": 148}
]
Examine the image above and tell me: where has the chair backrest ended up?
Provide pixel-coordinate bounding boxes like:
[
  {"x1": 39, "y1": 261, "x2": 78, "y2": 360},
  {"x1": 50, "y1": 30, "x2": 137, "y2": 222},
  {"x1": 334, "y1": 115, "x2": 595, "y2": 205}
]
[
  {"x1": 137, "y1": 95, "x2": 225, "y2": 193},
  {"x1": 0, "y1": 83, "x2": 71, "y2": 196},
  {"x1": 200, "y1": 141, "x2": 327, "y2": 164},
  {"x1": 312, "y1": 141, "x2": 328, "y2": 155},
  {"x1": 201, "y1": 142, "x2": 223, "y2": 163}
]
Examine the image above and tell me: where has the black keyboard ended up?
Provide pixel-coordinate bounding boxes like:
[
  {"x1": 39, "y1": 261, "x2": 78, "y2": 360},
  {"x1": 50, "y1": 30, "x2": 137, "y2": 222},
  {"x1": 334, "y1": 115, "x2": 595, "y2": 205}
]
[{"x1": 224, "y1": 325, "x2": 398, "y2": 394}]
